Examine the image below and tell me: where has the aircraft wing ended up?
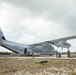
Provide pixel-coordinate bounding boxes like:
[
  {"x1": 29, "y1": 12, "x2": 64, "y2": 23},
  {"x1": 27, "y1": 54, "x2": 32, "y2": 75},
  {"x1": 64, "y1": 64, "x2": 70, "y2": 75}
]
[
  {"x1": 50, "y1": 35, "x2": 76, "y2": 42},
  {"x1": 29, "y1": 35, "x2": 76, "y2": 47}
]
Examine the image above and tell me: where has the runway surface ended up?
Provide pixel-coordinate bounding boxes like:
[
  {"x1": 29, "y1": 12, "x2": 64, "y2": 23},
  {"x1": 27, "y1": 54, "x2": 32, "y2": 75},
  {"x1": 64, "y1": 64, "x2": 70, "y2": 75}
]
[{"x1": 0, "y1": 55, "x2": 76, "y2": 59}]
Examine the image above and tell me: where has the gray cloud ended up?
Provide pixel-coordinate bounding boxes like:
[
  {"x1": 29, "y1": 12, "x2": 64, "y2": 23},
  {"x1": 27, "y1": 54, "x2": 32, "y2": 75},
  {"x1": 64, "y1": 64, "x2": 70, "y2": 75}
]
[{"x1": 1, "y1": 0, "x2": 76, "y2": 35}]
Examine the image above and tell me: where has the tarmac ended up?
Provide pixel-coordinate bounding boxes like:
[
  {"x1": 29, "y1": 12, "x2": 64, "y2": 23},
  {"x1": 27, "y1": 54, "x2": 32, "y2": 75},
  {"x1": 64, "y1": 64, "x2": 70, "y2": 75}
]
[{"x1": 0, "y1": 54, "x2": 76, "y2": 59}]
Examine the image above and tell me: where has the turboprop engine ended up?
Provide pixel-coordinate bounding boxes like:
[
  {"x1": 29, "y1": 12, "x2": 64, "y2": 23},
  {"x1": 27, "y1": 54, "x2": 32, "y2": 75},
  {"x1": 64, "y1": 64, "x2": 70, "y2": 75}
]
[{"x1": 55, "y1": 40, "x2": 71, "y2": 49}]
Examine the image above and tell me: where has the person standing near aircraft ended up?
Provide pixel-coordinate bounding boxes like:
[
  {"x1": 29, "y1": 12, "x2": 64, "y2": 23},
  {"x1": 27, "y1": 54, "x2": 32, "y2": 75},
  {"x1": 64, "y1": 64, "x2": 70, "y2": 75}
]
[
  {"x1": 56, "y1": 50, "x2": 58, "y2": 57},
  {"x1": 58, "y1": 52, "x2": 61, "y2": 58},
  {"x1": 67, "y1": 50, "x2": 70, "y2": 57}
]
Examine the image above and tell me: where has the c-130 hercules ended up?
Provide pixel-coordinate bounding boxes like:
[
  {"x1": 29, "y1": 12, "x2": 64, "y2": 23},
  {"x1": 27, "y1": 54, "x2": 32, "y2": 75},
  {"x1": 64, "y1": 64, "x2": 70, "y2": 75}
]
[{"x1": 0, "y1": 28, "x2": 76, "y2": 56}]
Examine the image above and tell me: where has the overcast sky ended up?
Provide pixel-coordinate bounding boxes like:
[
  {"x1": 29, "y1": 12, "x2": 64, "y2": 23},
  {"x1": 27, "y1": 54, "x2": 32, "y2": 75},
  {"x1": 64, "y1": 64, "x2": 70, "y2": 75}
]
[{"x1": 0, "y1": 0, "x2": 76, "y2": 52}]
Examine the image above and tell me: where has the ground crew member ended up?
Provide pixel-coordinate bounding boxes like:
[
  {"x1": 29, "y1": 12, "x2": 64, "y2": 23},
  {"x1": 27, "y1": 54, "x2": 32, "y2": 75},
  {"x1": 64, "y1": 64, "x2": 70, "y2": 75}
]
[{"x1": 67, "y1": 50, "x2": 70, "y2": 57}]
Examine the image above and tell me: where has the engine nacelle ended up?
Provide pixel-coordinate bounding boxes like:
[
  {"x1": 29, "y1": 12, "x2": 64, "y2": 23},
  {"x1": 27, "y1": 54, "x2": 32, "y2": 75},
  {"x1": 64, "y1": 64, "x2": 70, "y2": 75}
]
[{"x1": 55, "y1": 40, "x2": 71, "y2": 49}]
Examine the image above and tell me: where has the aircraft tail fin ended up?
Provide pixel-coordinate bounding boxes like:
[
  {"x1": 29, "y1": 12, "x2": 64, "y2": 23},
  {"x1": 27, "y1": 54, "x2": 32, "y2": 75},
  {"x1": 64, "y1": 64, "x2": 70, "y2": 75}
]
[{"x1": 0, "y1": 28, "x2": 6, "y2": 45}]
